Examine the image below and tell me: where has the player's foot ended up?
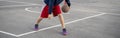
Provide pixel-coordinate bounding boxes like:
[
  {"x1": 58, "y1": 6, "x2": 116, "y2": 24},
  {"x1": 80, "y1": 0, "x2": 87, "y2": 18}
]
[
  {"x1": 62, "y1": 28, "x2": 67, "y2": 35},
  {"x1": 34, "y1": 24, "x2": 39, "y2": 30}
]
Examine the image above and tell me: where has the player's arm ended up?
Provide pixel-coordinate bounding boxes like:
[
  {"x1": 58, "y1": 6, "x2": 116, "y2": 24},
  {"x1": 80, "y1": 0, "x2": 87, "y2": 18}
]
[
  {"x1": 48, "y1": 0, "x2": 54, "y2": 19},
  {"x1": 48, "y1": 0, "x2": 54, "y2": 14},
  {"x1": 65, "y1": 0, "x2": 71, "y2": 7}
]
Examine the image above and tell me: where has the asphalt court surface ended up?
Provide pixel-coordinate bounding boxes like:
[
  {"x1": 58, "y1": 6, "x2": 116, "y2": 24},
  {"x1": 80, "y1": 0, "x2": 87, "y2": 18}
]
[{"x1": 0, "y1": 0, "x2": 120, "y2": 38}]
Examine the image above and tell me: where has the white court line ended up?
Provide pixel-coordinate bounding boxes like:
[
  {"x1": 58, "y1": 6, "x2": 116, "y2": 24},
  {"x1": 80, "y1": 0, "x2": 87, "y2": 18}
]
[
  {"x1": 72, "y1": 8, "x2": 120, "y2": 16},
  {"x1": 25, "y1": 7, "x2": 70, "y2": 14},
  {"x1": 0, "y1": 31, "x2": 17, "y2": 37},
  {"x1": 0, "y1": 0, "x2": 39, "y2": 5},
  {"x1": 0, "y1": 4, "x2": 38, "y2": 8},
  {"x1": 105, "y1": 13, "x2": 120, "y2": 16},
  {"x1": 0, "y1": 0, "x2": 42, "y2": 8},
  {"x1": 25, "y1": 7, "x2": 40, "y2": 13},
  {"x1": 0, "y1": 0, "x2": 106, "y2": 37},
  {"x1": 0, "y1": 13, "x2": 106, "y2": 37},
  {"x1": 17, "y1": 13, "x2": 106, "y2": 37},
  {"x1": 25, "y1": 5, "x2": 44, "y2": 13}
]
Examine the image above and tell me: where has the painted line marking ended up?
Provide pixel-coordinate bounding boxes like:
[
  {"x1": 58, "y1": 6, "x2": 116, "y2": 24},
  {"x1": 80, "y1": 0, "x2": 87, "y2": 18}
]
[
  {"x1": 0, "y1": 0, "x2": 107, "y2": 36},
  {"x1": 0, "y1": 4, "x2": 37, "y2": 8},
  {"x1": 25, "y1": 7, "x2": 40, "y2": 13},
  {"x1": 0, "y1": 0, "x2": 39, "y2": 5},
  {"x1": 0, "y1": 31, "x2": 17, "y2": 37},
  {"x1": 17, "y1": 13, "x2": 106, "y2": 37},
  {"x1": 25, "y1": 7, "x2": 70, "y2": 14},
  {"x1": 71, "y1": 7, "x2": 120, "y2": 16},
  {"x1": 0, "y1": 13, "x2": 106, "y2": 37},
  {"x1": 0, "y1": 0, "x2": 42, "y2": 8},
  {"x1": 106, "y1": 13, "x2": 120, "y2": 16},
  {"x1": 0, "y1": 0, "x2": 119, "y2": 37},
  {"x1": 0, "y1": 0, "x2": 44, "y2": 8}
]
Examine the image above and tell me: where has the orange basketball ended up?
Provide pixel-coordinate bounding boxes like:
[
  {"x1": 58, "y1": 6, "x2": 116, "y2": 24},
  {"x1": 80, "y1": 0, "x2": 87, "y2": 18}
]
[{"x1": 61, "y1": 4, "x2": 70, "y2": 13}]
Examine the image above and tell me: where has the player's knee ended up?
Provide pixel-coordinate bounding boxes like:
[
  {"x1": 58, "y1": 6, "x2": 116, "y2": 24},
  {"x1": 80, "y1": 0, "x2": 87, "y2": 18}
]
[
  {"x1": 39, "y1": 17, "x2": 43, "y2": 19},
  {"x1": 58, "y1": 14, "x2": 62, "y2": 16},
  {"x1": 58, "y1": 14, "x2": 63, "y2": 18}
]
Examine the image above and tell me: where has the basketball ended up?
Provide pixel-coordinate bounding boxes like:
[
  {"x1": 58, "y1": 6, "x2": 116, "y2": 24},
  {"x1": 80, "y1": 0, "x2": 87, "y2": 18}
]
[{"x1": 61, "y1": 4, "x2": 70, "y2": 13}]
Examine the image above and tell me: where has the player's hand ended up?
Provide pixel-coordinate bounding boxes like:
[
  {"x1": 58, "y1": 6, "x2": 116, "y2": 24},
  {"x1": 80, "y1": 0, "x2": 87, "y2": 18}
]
[{"x1": 48, "y1": 14, "x2": 52, "y2": 19}]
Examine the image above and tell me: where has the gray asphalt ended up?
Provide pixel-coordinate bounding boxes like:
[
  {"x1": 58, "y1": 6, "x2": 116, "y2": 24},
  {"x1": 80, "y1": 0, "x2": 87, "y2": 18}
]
[{"x1": 0, "y1": 0, "x2": 120, "y2": 38}]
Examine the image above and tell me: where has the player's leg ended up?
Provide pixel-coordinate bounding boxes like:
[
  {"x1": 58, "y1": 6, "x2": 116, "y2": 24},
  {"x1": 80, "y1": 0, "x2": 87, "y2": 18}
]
[
  {"x1": 34, "y1": 5, "x2": 49, "y2": 30},
  {"x1": 58, "y1": 14, "x2": 65, "y2": 28},
  {"x1": 35, "y1": 17, "x2": 43, "y2": 30},
  {"x1": 58, "y1": 14, "x2": 67, "y2": 35},
  {"x1": 53, "y1": 5, "x2": 67, "y2": 35}
]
